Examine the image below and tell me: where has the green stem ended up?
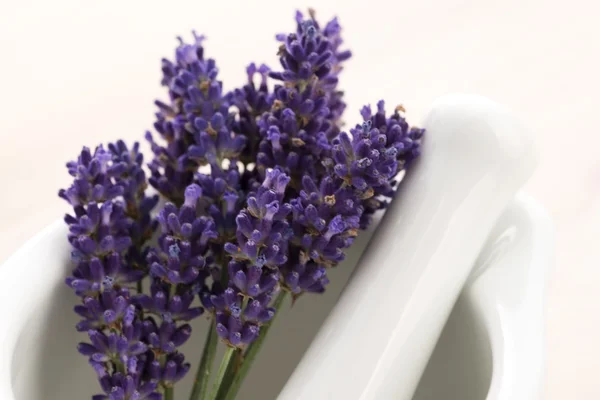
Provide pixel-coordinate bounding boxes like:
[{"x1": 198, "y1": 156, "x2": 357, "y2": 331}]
[
  {"x1": 136, "y1": 279, "x2": 143, "y2": 294},
  {"x1": 213, "y1": 349, "x2": 241, "y2": 400},
  {"x1": 164, "y1": 386, "x2": 174, "y2": 400},
  {"x1": 189, "y1": 320, "x2": 218, "y2": 400},
  {"x1": 222, "y1": 291, "x2": 287, "y2": 400},
  {"x1": 209, "y1": 347, "x2": 237, "y2": 400}
]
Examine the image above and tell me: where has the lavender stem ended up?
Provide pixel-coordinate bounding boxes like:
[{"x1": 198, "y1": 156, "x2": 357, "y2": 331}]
[
  {"x1": 209, "y1": 347, "x2": 237, "y2": 400},
  {"x1": 189, "y1": 320, "x2": 218, "y2": 400},
  {"x1": 164, "y1": 386, "x2": 174, "y2": 400}
]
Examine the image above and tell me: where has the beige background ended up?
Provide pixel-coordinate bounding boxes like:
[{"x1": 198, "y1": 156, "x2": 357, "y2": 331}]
[{"x1": 0, "y1": 0, "x2": 598, "y2": 398}]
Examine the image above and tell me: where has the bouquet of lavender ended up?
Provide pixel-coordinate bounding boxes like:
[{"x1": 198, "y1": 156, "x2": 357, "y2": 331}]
[{"x1": 59, "y1": 9, "x2": 423, "y2": 400}]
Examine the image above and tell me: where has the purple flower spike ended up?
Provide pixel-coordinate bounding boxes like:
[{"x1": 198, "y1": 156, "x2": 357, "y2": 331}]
[
  {"x1": 270, "y1": 17, "x2": 334, "y2": 88},
  {"x1": 339, "y1": 101, "x2": 424, "y2": 228},
  {"x1": 146, "y1": 31, "x2": 247, "y2": 204},
  {"x1": 287, "y1": 174, "x2": 361, "y2": 267},
  {"x1": 61, "y1": 142, "x2": 159, "y2": 400},
  {"x1": 107, "y1": 140, "x2": 160, "y2": 267},
  {"x1": 254, "y1": 10, "x2": 352, "y2": 183}
]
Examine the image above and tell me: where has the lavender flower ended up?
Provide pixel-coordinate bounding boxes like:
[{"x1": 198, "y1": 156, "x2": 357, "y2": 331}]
[
  {"x1": 141, "y1": 183, "x2": 220, "y2": 389},
  {"x1": 108, "y1": 141, "x2": 159, "y2": 267},
  {"x1": 283, "y1": 102, "x2": 424, "y2": 273},
  {"x1": 246, "y1": 12, "x2": 423, "y2": 303},
  {"x1": 146, "y1": 32, "x2": 221, "y2": 203},
  {"x1": 255, "y1": 11, "x2": 351, "y2": 184},
  {"x1": 353, "y1": 101, "x2": 425, "y2": 227},
  {"x1": 61, "y1": 143, "x2": 160, "y2": 399},
  {"x1": 221, "y1": 11, "x2": 350, "y2": 302},
  {"x1": 291, "y1": 9, "x2": 352, "y2": 126},
  {"x1": 62, "y1": 142, "x2": 158, "y2": 277},
  {"x1": 61, "y1": 146, "x2": 149, "y2": 295},
  {"x1": 289, "y1": 175, "x2": 361, "y2": 267},
  {"x1": 271, "y1": 24, "x2": 334, "y2": 88},
  {"x1": 146, "y1": 32, "x2": 247, "y2": 205}
]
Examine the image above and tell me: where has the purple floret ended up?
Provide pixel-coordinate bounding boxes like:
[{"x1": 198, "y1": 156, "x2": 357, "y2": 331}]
[
  {"x1": 135, "y1": 281, "x2": 204, "y2": 323},
  {"x1": 92, "y1": 371, "x2": 160, "y2": 400}
]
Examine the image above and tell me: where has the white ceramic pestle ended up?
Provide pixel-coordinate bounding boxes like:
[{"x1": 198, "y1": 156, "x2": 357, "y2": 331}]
[{"x1": 277, "y1": 93, "x2": 537, "y2": 400}]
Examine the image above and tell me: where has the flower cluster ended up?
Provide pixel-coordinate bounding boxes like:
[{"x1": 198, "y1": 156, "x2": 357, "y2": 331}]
[
  {"x1": 279, "y1": 101, "x2": 424, "y2": 296},
  {"x1": 60, "y1": 143, "x2": 161, "y2": 399},
  {"x1": 61, "y1": 9, "x2": 425, "y2": 399},
  {"x1": 248, "y1": 10, "x2": 423, "y2": 300}
]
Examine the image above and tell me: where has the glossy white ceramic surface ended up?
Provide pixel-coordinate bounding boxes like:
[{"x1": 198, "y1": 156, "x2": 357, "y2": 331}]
[
  {"x1": 413, "y1": 192, "x2": 553, "y2": 400},
  {"x1": 278, "y1": 93, "x2": 537, "y2": 399}
]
